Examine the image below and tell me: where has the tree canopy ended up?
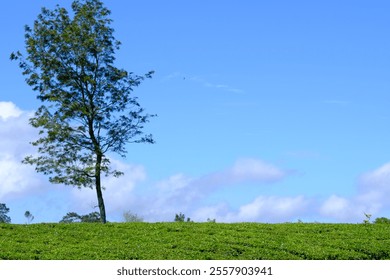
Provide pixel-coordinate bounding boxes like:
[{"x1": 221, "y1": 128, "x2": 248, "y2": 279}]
[
  {"x1": 11, "y1": 0, "x2": 155, "y2": 223},
  {"x1": 0, "y1": 203, "x2": 11, "y2": 223},
  {"x1": 60, "y1": 211, "x2": 101, "y2": 223}
]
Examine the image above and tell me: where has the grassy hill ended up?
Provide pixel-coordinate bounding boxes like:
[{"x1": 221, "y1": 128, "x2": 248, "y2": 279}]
[{"x1": 1, "y1": 222, "x2": 389, "y2": 260}]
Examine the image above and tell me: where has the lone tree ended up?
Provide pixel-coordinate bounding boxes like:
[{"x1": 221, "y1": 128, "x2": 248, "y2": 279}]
[
  {"x1": 0, "y1": 203, "x2": 11, "y2": 223},
  {"x1": 11, "y1": 0, "x2": 155, "y2": 223},
  {"x1": 24, "y1": 210, "x2": 34, "y2": 224}
]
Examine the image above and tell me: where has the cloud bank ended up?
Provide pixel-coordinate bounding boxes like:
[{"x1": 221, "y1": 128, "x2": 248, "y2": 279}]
[
  {"x1": 1, "y1": 101, "x2": 390, "y2": 223},
  {"x1": 0, "y1": 102, "x2": 42, "y2": 200}
]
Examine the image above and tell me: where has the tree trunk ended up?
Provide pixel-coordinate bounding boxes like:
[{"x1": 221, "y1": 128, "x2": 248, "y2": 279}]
[{"x1": 95, "y1": 153, "x2": 107, "y2": 223}]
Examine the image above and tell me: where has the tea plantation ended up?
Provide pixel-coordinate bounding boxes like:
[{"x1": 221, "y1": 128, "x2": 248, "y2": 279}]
[{"x1": 1, "y1": 223, "x2": 389, "y2": 260}]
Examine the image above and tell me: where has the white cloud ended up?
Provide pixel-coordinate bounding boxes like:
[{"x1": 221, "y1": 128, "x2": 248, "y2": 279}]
[
  {"x1": 196, "y1": 158, "x2": 288, "y2": 190},
  {"x1": 0, "y1": 101, "x2": 148, "y2": 222},
  {"x1": 156, "y1": 173, "x2": 193, "y2": 192},
  {"x1": 190, "y1": 196, "x2": 310, "y2": 223},
  {"x1": 320, "y1": 195, "x2": 355, "y2": 220},
  {"x1": 150, "y1": 160, "x2": 390, "y2": 223},
  {"x1": 4, "y1": 100, "x2": 390, "y2": 223},
  {"x1": 70, "y1": 159, "x2": 147, "y2": 214},
  {"x1": 230, "y1": 158, "x2": 287, "y2": 182},
  {"x1": 191, "y1": 204, "x2": 229, "y2": 222},
  {"x1": 318, "y1": 194, "x2": 379, "y2": 222},
  {"x1": 0, "y1": 108, "x2": 35, "y2": 156},
  {"x1": 318, "y1": 162, "x2": 390, "y2": 222},
  {"x1": 0, "y1": 102, "x2": 63, "y2": 222},
  {"x1": 148, "y1": 158, "x2": 288, "y2": 210},
  {"x1": 0, "y1": 153, "x2": 43, "y2": 200},
  {"x1": 235, "y1": 195, "x2": 308, "y2": 222},
  {"x1": 128, "y1": 158, "x2": 290, "y2": 222},
  {"x1": 0, "y1": 102, "x2": 43, "y2": 201},
  {"x1": 0, "y1": 101, "x2": 23, "y2": 120},
  {"x1": 359, "y1": 163, "x2": 390, "y2": 200},
  {"x1": 356, "y1": 162, "x2": 390, "y2": 214},
  {"x1": 65, "y1": 160, "x2": 390, "y2": 222}
]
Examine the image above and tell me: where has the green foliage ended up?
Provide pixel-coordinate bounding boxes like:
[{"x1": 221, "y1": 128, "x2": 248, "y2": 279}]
[
  {"x1": 123, "y1": 211, "x2": 144, "y2": 222},
  {"x1": 174, "y1": 212, "x2": 192, "y2": 222},
  {"x1": 24, "y1": 211, "x2": 34, "y2": 224},
  {"x1": 0, "y1": 203, "x2": 11, "y2": 224},
  {"x1": 0, "y1": 223, "x2": 389, "y2": 260},
  {"x1": 374, "y1": 217, "x2": 390, "y2": 224},
  {"x1": 60, "y1": 212, "x2": 101, "y2": 223},
  {"x1": 174, "y1": 212, "x2": 185, "y2": 222},
  {"x1": 363, "y1": 213, "x2": 372, "y2": 224},
  {"x1": 11, "y1": 0, "x2": 155, "y2": 223}
]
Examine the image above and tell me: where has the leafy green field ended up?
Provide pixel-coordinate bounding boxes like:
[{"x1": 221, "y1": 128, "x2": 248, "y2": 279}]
[{"x1": 1, "y1": 223, "x2": 389, "y2": 260}]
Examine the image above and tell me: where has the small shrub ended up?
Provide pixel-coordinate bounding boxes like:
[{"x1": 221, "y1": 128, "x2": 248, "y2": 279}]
[{"x1": 374, "y1": 217, "x2": 390, "y2": 224}]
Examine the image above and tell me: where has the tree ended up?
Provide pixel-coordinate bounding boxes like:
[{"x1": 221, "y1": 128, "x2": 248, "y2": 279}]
[
  {"x1": 60, "y1": 211, "x2": 101, "y2": 223},
  {"x1": 374, "y1": 217, "x2": 390, "y2": 224},
  {"x1": 0, "y1": 203, "x2": 11, "y2": 224},
  {"x1": 24, "y1": 210, "x2": 34, "y2": 224},
  {"x1": 174, "y1": 212, "x2": 192, "y2": 222},
  {"x1": 363, "y1": 213, "x2": 372, "y2": 224},
  {"x1": 60, "y1": 212, "x2": 82, "y2": 223},
  {"x1": 11, "y1": 0, "x2": 155, "y2": 223},
  {"x1": 123, "y1": 210, "x2": 144, "y2": 222}
]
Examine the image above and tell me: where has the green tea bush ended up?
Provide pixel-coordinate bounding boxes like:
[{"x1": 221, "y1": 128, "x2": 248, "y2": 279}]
[{"x1": 1, "y1": 223, "x2": 389, "y2": 260}]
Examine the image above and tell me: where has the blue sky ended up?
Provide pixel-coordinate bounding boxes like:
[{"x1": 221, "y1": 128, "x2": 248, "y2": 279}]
[{"x1": 1, "y1": 0, "x2": 390, "y2": 224}]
